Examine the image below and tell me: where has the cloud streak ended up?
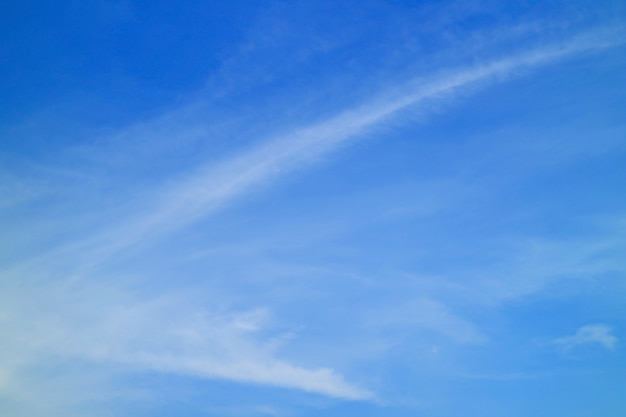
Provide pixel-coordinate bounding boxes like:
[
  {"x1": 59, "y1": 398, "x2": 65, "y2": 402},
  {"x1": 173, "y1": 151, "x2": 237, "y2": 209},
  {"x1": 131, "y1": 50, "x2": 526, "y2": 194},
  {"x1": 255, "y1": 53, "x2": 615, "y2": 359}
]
[
  {"x1": 554, "y1": 324, "x2": 618, "y2": 351},
  {"x1": 0, "y1": 278, "x2": 372, "y2": 401},
  {"x1": 80, "y1": 32, "x2": 623, "y2": 264}
]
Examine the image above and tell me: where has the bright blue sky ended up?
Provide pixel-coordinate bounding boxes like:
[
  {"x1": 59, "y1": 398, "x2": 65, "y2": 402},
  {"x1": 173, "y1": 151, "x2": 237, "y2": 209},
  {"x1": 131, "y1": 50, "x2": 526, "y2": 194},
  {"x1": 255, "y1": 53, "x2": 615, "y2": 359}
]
[{"x1": 1, "y1": 1, "x2": 626, "y2": 416}]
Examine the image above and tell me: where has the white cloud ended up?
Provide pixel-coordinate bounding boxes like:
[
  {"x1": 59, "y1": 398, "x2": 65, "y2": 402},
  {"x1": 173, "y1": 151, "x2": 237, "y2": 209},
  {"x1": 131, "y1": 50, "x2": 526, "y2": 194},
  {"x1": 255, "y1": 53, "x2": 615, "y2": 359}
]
[
  {"x1": 554, "y1": 324, "x2": 618, "y2": 351},
  {"x1": 367, "y1": 297, "x2": 486, "y2": 345},
  {"x1": 64, "y1": 31, "x2": 623, "y2": 268},
  {"x1": 0, "y1": 276, "x2": 372, "y2": 400},
  {"x1": 0, "y1": 278, "x2": 371, "y2": 403}
]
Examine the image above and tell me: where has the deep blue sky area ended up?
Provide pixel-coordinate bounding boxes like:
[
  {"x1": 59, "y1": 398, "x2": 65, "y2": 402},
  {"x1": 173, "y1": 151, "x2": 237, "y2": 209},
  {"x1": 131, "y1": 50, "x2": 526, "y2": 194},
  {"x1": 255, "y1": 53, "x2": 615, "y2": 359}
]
[
  {"x1": 1, "y1": 0, "x2": 272, "y2": 137},
  {"x1": 1, "y1": 1, "x2": 625, "y2": 416}
]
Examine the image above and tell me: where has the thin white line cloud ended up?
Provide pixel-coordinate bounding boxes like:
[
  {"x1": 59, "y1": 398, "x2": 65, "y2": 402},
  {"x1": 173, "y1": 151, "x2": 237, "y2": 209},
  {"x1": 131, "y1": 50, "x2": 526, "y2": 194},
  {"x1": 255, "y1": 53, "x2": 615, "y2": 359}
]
[{"x1": 86, "y1": 33, "x2": 623, "y2": 262}]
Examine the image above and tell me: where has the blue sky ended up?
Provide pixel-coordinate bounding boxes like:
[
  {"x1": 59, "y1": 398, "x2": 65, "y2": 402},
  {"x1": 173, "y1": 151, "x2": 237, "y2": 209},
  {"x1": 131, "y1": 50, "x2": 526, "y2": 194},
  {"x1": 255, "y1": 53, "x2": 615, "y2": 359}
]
[{"x1": 1, "y1": 1, "x2": 626, "y2": 416}]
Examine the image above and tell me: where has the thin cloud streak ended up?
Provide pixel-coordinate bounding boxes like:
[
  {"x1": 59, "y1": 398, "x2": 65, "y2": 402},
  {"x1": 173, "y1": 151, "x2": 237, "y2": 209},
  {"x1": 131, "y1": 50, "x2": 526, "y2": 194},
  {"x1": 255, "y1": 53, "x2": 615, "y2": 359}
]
[
  {"x1": 0, "y1": 278, "x2": 372, "y2": 401},
  {"x1": 554, "y1": 324, "x2": 618, "y2": 351},
  {"x1": 83, "y1": 33, "x2": 623, "y2": 264}
]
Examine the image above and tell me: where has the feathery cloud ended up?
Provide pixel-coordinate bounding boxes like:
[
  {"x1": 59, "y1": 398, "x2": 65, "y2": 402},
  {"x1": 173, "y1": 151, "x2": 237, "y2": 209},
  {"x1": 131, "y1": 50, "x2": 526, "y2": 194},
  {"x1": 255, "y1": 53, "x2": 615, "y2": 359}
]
[{"x1": 554, "y1": 324, "x2": 618, "y2": 351}]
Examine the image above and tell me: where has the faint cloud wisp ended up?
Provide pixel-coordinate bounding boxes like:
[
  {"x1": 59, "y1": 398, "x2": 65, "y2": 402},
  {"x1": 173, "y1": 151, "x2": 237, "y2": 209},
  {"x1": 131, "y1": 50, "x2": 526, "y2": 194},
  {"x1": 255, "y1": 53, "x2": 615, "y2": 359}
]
[{"x1": 554, "y1": 324, "x2": 618, "y2": 351}]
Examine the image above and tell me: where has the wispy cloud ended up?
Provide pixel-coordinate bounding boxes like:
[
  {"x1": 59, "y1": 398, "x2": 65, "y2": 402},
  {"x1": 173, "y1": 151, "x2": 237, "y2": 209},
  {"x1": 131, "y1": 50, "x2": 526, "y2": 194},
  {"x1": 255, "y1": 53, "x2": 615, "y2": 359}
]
[
  {"x1": 364, "y1": 297, "x2": 487, "y2": 345},
  {"x1": 68, "y1": 31, "x2": 624, "y2": 267},
  {"x1": 554, "y1": 324, "x2": 618, "y2": 351},
  {"x1": 0, "y1": 277, "x2": 371, "y2": 401},
  {"x1": 1, "y1": 24, "x2": 624, "y2": 415}
]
